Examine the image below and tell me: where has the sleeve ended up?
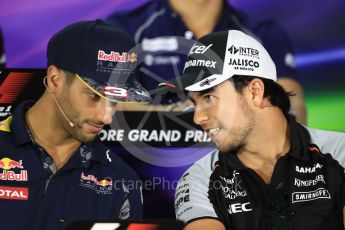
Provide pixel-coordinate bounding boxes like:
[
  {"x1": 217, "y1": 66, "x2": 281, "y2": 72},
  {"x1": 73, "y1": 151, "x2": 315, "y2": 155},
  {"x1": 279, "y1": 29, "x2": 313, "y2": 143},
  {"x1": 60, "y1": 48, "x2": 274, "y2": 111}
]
[
  {"x1": 307, "y1": 127, "x2": 345, "y2": 168},
  {"x1": 119, "y1": 175, "x2": 143, "y2": 220},
  {"x1": 175, "y1": 163, "x2": 218, "y2": 223},
  {"x1": 256, "y1": 20, "x2": 297, "y2": 79}
]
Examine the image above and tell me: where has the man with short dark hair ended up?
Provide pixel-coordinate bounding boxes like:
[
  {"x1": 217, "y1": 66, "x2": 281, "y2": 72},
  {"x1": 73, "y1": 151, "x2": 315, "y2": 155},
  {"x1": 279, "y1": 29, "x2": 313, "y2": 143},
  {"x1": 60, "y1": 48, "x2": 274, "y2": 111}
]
[
  {"x1": 0, "y1": 20, "x2": 150, "y2": 230},
  {"x1": 160, "y1": 30, "x2": 345, "y2": 229}
]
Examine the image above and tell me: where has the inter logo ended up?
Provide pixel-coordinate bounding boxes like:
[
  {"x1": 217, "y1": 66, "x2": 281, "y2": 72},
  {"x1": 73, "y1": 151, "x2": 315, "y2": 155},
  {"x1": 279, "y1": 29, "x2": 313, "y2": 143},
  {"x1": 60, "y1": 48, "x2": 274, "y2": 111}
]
[{"x1": 228, "y1": 45, "x2": 239, "y2": 54}]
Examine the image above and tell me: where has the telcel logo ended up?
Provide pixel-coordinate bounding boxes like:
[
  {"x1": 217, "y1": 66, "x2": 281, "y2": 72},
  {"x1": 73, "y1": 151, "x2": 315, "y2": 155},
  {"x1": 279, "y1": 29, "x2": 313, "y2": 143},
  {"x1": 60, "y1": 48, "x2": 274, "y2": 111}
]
[{"x1": 189, "y1": 43, "x2": 213, "y2": 55}]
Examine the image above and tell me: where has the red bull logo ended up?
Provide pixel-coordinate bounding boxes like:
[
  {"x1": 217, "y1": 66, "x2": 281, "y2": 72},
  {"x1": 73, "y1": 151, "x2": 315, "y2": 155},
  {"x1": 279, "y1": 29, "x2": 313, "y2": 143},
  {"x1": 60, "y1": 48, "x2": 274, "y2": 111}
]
[
  {"x1": 0, "y1": 157, "x2": 24, "y2": 170},
  {"x1": 98, "y1": 50, "x2": 128, "y2": 63},
  {"x1": 80, "y1": 172, "x2": 112, "y2": 187},
  {"x1": 0, "y1": 170, "x2": 28, "y2": 181},
  {"x1": 97, "y1": 179, "x2": 113, "y2": 187}
]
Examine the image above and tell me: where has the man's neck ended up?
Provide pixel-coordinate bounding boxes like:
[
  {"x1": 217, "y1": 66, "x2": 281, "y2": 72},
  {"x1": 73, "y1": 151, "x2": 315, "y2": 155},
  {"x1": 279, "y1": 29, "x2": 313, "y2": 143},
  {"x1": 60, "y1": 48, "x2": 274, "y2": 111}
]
[
  {"x1": 25, "y1": 95, "x2": 81, "y2": 170},
  {"x1": 236, "y1": 111, "x2": 290, "y2": 183},
  {"x1": 169, "y1": 0, "x2": 223, "y2": 38}
]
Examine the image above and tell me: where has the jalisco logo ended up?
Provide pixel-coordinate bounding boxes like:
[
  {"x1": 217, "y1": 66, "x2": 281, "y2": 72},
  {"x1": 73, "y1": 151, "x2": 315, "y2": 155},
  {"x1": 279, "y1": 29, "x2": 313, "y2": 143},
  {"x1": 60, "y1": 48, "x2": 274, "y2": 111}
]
[
  {"x1": 229, "y1": 58, "x2": 260, "y2": 68},
  {"x1": 228, "y1": 45, "x2": 260, "y2": 59},
  {"x1": 97, "y1": 50, "x2": 137, "y2": 63}
]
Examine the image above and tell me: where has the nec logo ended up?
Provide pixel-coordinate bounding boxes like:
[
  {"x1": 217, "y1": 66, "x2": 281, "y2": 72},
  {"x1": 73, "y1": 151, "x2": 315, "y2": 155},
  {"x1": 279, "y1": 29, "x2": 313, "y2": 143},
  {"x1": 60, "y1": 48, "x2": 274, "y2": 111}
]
[
  {"x1": 228, "y1": 202, "x2": 252, "y2": 214},
  {"x1": 0, "y1": 72, "x2": 33, "y2": 104},
  {"x1": 189, "y1": 43, "x2": 213, "y2": 55}
]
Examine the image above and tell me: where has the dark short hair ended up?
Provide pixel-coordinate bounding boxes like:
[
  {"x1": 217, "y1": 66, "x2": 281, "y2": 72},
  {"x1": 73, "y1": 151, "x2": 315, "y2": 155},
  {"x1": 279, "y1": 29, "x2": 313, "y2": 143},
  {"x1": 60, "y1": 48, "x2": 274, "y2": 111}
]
[
  {"x1": 61, "y1": 69, "x2": 76, "y2": 85},
  {"x1": 231, "y1": 75, "x2": 293, "y2": 116}
]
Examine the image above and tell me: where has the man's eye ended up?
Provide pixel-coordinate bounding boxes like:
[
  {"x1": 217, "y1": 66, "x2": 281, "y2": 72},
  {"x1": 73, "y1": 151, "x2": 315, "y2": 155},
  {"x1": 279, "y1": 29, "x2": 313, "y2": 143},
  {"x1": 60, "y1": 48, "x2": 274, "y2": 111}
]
[
  {"x1": 204, "y1": 95, "x2": 214, "y2": 102},
  {"x1": 88, "y1": 92, "x2": 99, "y2": 99}
]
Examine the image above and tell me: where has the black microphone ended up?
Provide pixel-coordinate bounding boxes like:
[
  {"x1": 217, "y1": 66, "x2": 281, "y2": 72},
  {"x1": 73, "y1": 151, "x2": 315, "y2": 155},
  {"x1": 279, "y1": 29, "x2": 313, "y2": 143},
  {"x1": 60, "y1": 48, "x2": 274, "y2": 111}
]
[{"x1": 43, "y1": 76, "x2": 75, "y2": 127}]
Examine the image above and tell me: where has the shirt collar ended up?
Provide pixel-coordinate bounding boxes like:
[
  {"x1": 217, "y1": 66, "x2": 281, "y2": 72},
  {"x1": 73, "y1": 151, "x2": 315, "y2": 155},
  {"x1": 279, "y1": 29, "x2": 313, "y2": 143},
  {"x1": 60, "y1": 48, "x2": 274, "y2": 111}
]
[
  {"x1": 10, "y1": 101, "x2": 111, "y2": 166},
  {"x1": 285, "y1": 115, "x2": 311, "y2": 161},
  {"x1": 10, "y1": 100, "x2": 35, "y2": 147},
  {"x1": 219, "y1": 116, "x2": 312, "y2": 173}
]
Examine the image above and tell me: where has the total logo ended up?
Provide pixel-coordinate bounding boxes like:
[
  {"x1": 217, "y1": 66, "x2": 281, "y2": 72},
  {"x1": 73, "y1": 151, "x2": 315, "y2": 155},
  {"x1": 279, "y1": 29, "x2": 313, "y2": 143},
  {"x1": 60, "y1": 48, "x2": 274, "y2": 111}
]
[
  {"x1": 97, "y1": 50, "x2": 137, "y2": 63},
  {"x1": 0, "y1": 186, "x2": 28, "y2": 200},
  {"x1": 0, "y1": 157, "x2": 23, "y2": 170}
]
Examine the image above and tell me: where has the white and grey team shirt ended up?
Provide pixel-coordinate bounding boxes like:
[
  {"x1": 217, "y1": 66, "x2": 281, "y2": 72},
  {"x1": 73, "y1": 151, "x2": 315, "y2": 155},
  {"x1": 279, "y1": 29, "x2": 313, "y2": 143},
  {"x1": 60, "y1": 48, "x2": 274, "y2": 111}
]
[{"x1": 175, "y1": 126, "x2": 345, "y2": 229}]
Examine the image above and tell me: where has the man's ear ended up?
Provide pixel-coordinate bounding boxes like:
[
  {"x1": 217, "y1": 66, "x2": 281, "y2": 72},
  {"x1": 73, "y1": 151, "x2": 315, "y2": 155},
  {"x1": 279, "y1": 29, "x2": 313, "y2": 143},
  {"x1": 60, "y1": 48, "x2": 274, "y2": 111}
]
[
  {"x1": 246, "y1": 78, "x2": 265, "y2": 107},
  {"x1": 46, "y1": 65, "x2": 64, "y2": 93}
]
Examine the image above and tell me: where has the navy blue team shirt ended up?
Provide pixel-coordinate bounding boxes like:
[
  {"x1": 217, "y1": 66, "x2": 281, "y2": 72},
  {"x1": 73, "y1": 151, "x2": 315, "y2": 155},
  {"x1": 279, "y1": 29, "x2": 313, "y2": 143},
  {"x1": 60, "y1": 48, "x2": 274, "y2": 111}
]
[
  {"x1": 0, "y1": 101, "x2": 143, "y2": 230},
  {"x1": 106, "y1": 0, "x2": 297, "y2": 102}
]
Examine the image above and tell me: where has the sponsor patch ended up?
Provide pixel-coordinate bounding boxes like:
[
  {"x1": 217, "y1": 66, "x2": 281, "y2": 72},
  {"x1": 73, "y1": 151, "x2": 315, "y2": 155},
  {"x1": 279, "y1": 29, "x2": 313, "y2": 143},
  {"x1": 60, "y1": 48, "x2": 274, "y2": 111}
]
[
  {"x1": 0, "y1": 170, "x2": 28, "y2": 181},
  {"x1": 292, "y1": 188, "x2": 331, "y2": 203},
  {"x1": 0, "y1": 157, "x2": 24, "y2": 170},
  {"x1": 228, "y1": 202, "x2": 252, "y2": 214},
  {"x1": 294, "y1": 175, "x2": 326, "y2": 187},
  {"x1": 97, "y1": 50, "x2": 136, "y2": 63},
  {"x1": 189, "y1": 43, "x2": 213, "y2": 55},
  {"x1": 79, "y1": 172, "x2": 113, "y2": 195},
  {"x1": 229, "y1": 58, "x2": 260, "y2": 72},
  {"x1": 228, "y1": 45, "x2": 260, "y2": 59},
  {"x1": 184, "y1": 59, "x2": 217, "y2": 70},
  {"x1": 199, "y1": 78, "x2": 216, "y2": 87},
  {"x1": 0, "y1": 186, "x2": 29, "y2": 200},
  {"x1": 295, "y1": 163, "x2": 323, "y2": 173},
  {"x1": 219, "y1": 171, "x2": 247, "y2": 200}
]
